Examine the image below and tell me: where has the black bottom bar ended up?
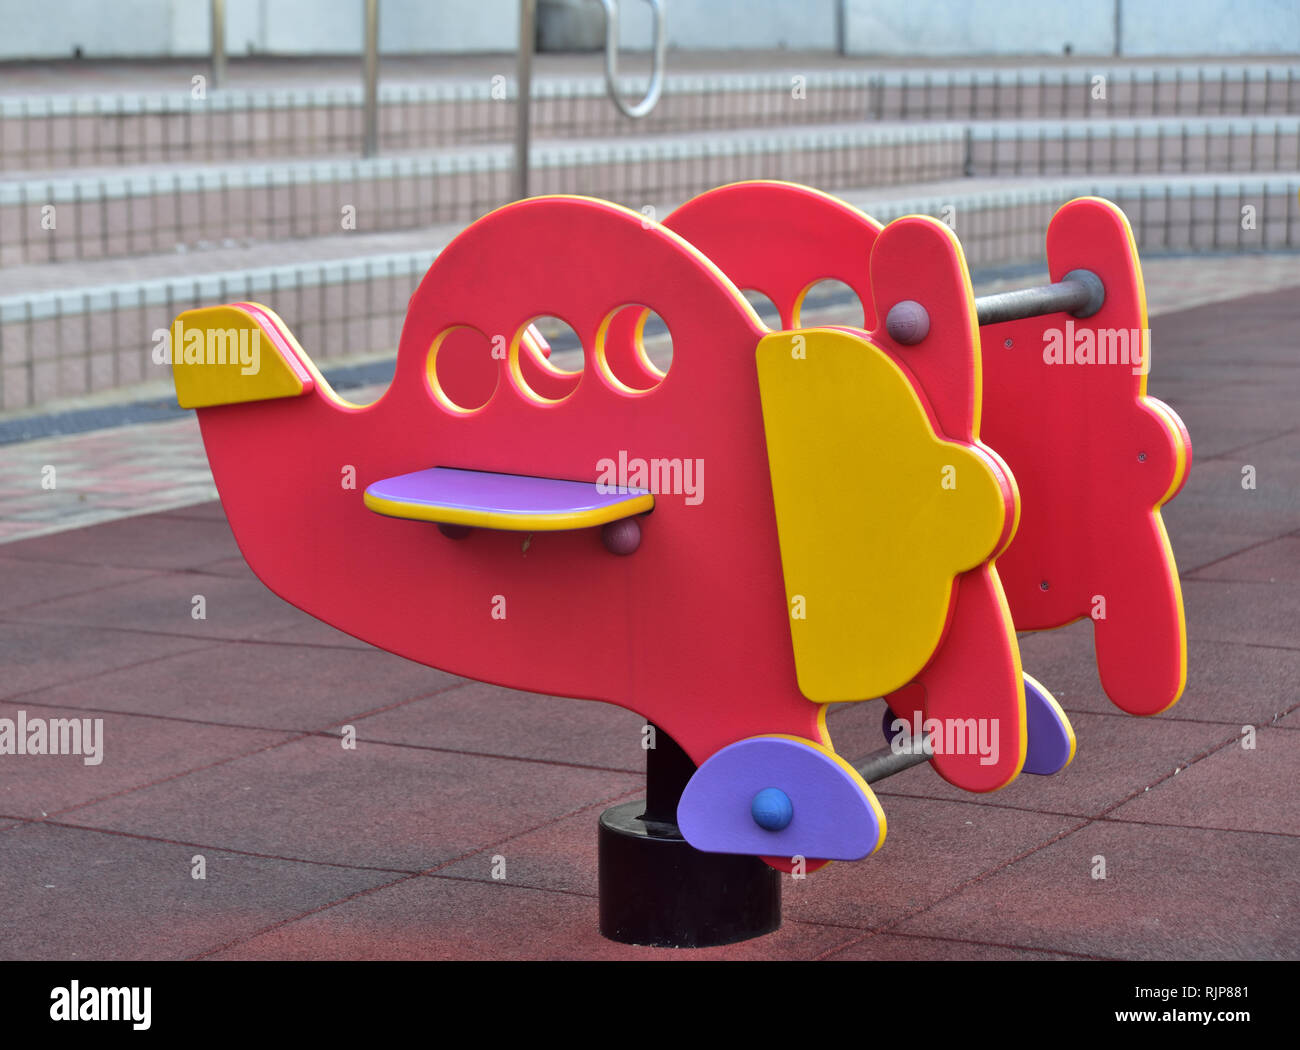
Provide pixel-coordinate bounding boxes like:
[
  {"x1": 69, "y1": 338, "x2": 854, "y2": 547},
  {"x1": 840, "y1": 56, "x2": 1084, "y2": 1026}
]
[
  {"x1": 854, "y1": 742, "x2": 933, "y2": 784},
  {"x1": 597, "y1": 729, "x2": 781, "y2": 948}
]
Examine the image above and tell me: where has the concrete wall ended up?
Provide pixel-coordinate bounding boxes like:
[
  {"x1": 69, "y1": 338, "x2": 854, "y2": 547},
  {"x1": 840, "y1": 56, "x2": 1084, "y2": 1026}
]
[
  {"x1": 842, "y1": 0, "x2": 1113, "y2": 56},
  {"x1": 0, "y1": 0, "x2": 519, "y2": 60},
  {"x1": 1121, "y1": 0, "x2": 1300, "y2": 57},
  {"x1": 0, "y1": 0, "x2": 1295, "y2": 60},
  {"x1": 614, "y1": 0, "x2": 840, "y2": 51},
  {"x1": 0, "y1": 0, "x2": 177, "y2": 58},
  {"x1": 841, "y1": 0, "x2": 1300, "y2": 57}
]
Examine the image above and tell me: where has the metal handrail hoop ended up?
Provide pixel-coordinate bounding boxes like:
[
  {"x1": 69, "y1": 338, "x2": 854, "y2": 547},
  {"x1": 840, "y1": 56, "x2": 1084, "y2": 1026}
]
[{"x1": 594, "y1": 0, "x2": 667, "y2": 119}]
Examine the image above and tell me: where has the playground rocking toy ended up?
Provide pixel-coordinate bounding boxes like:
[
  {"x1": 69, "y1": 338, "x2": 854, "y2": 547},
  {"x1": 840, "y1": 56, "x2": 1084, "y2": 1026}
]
[{"x1": 168, "y1": 181, "x2": 1190, "y2": 947}]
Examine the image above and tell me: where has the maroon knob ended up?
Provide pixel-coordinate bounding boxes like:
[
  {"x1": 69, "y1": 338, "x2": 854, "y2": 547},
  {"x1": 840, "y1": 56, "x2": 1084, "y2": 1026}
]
[
  {"x1": 602, "y1": 518, "x2": 642, "y2": 555},
  {"x1": 885, "y1": 300, "x2": 930, "y2": 345}
]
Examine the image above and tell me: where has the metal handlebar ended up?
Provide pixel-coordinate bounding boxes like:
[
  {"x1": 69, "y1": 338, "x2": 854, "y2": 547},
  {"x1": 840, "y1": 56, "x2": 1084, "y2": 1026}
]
[
  {"x1": 594, "y1": 0, "x2": 666, "y2": 120},
  {"x1": 885, "y1": 269, "x2": 1107, "y2": 346},
  {"x1": 975, "y1": 269, "x2": 1106, "y2": 327}
]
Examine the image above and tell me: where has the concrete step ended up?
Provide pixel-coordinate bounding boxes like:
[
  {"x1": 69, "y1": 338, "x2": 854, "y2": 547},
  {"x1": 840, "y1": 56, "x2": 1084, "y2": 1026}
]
[
  {"x1": 5, "y1": 115, "x2": 1298, "y2": 267},
  {"x1": 3, "y1": 60, "x2": 1296, "y2": 172},
  {"x1": 3, "y1": 171, "x2": 1296, "y2": 412},
  {"x1": 831, "y1": 172, "x2": 1300, "y2": 268},
  {"x1": 0, "y1": 120, "x2": 964, "y2": 266}
]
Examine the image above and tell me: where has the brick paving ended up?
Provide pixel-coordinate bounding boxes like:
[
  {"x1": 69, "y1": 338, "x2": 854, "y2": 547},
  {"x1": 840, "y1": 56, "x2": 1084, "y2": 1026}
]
[
  {"x1": 0, "y1": 421, "x2": 218, "y2": 542},
  {"x1": 0, "y1": 280, "x2": 1295, "y2": 960}
]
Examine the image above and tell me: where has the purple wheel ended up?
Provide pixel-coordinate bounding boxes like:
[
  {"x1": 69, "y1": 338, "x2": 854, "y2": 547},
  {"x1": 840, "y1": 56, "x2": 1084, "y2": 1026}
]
[{"x1": 1021, "y1": 674, "x2": 1076, "y2": 776}]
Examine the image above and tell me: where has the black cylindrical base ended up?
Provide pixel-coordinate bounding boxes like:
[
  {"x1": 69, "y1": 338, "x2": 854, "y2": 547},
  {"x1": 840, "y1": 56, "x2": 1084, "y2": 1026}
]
[{"x1": 597, "y1": 799, "x2": 781, "y2": 948}]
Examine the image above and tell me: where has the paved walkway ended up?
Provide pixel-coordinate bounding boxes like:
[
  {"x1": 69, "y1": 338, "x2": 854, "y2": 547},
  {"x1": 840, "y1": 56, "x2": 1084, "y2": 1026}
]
[{"x1": 0, "y1": 279, "x2": 1295, "y2": 960}]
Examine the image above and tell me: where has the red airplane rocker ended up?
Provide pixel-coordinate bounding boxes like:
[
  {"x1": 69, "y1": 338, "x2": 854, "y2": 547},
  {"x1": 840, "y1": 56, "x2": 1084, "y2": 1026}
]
[
  {"x1": 168, "y1": 183, "x2": 1190, "y2": 873},
  {"x1": 659, "y1": 183, "x2": 1191, "y2": 792}
]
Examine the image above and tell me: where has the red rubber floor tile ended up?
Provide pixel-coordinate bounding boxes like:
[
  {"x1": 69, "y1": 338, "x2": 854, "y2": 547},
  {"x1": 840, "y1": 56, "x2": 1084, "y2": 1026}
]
[
  {"x1": 1159, "y1": 399, "x2": 1296, "y2": 462},
  {"x1": 249, "y1": 620, "x2": 376, "y2": 650},
  {"x1": 822, "y1": 932, "x2": 1087, "y2": 961},
  {"x1": 1106, "y1": 725, "x2": 1300, "y2": 836},
  {"x1": 1160, "y1": 473, "x2": 1296, "y2": 575},
  {"x1": 0, "y1": 555, "x2": 157, "y2": 613},
  {"x1": 1162, "y1": 520, "x2": 1285, "y2": 579},
  {"x1": 13, "y1": 570, "x2": 309, "y2": 641},
  {"x1": 1019, "y1": 627, "x2": 1300, "y2": 727},
  {"x1": 348, "y1": 679, "x2": 647, "y2": 772},
  {"x1": 153, "y1": 502, "x2": 230, "y2": 523},
  {"x1": 780, "y1": 794, "x2": 1082, "y2": 932},
  {"x1": 62, "y1": 734, "x2": 642, "y2": 871},
  {"x1": 1186, "y1": 535, "x2": 1300, "y2": 583},
  {"x1": 19, "y1": 638, "x2": 461, "y2": 731},
  {"x1": 0, "y1": 620, "x2": 211, "y2": 698},
  {"x1": 863, "y1": 710, "x2": 1239, "y2": 819},
  {"x1": 1183, "y1": 578, "x2": 1300, "y2": 649},
  {"x1": 0, "y1": 821, "x2": 400, "y2": 960},
  {"x1": 2, "y1": 512, "x2": 241, "y2": 571},
  {"x1": 0, "y1": 700, "x2": 295, "y2": 822},
  {"x1": 188, "y1": 556, "x2": 261, "y2": 580},
  {"x1": 199, "y1": 873, "x2": 854, "y2": 960},
  {"x1": 891, "y1": 822, "x2": 1299, "y2": 960},
  {"x1": 1180, "y1": 433, "x2": 1300, "y2": 517},
  {"x1": 430, "y1": 795, "x2": 625, "y2": 897}
]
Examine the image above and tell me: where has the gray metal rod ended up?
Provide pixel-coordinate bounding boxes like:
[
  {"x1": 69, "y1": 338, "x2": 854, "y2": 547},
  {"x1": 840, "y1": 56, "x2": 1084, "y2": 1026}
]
[
  {"x1": 513, "y1": 0, "x2": 536, "y2": 200},
  {"x1": 362, "y1": 0, "x2": 380, "y2": 159},
  {"x1": 887, "y1": 268, "x2": 1105, "y2": 347},
  {"x1": 210, "y1": 0, "x2": 226, "y2": 90},
  {"x1": 975, "y1": 268, "x2": 1104, "y2": 327},
  {"x1": 854, "y1": 744, "x2": 931, "y2": 785}
]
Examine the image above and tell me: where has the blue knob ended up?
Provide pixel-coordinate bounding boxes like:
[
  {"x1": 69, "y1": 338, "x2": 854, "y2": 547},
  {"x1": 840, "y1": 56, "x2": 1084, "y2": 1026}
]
[{"x1": 751, "y1": 787, "x2": 793, "y2": 831}]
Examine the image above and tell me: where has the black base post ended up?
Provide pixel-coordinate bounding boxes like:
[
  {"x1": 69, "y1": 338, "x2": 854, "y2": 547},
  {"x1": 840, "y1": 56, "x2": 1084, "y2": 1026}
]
[{"x1": 597, "y1": 727, "x2": 781, "y2": 948}]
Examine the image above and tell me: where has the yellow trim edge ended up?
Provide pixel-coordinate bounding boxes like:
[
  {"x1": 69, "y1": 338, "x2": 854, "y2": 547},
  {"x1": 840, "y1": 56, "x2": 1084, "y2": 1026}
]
[{"x1": 362, "y1": 489, "x2": 654, "y2": 532}]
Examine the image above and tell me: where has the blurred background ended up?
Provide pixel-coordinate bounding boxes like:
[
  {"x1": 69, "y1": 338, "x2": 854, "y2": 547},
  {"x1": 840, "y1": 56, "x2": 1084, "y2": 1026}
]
[
  {"x1": 0, "y1": 5, "x2": 1295, "y2": 968},
  {"x1": 0, "y1": 0, "x2": 1297, "y2": 431}
]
